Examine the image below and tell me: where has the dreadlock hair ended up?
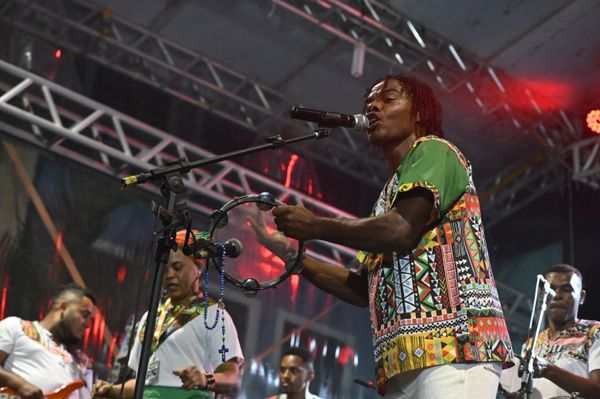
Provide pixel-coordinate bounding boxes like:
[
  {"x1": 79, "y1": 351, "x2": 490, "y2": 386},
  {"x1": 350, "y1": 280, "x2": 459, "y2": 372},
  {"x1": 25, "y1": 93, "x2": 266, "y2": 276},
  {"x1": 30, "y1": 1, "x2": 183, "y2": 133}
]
[
  {"x1": 366, "y1": 74, "x2": 444, "y2": 138},
  {"x1": 281, "y1": 346, "x2": 314, "y2": 371},
  {"x1": 543, "y1": 263, "x2": 583, "y2": 282}
]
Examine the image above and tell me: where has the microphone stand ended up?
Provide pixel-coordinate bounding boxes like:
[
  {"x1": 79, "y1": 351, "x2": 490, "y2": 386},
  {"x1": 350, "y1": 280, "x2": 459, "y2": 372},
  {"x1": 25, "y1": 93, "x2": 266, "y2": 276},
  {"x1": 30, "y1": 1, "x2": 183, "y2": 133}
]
[
  {"x1": 124, "y1": 130, "x2": 332, "y2": 399},
  {"x1": 519, "y1": 275, "x2": 554, "y2": 399}
]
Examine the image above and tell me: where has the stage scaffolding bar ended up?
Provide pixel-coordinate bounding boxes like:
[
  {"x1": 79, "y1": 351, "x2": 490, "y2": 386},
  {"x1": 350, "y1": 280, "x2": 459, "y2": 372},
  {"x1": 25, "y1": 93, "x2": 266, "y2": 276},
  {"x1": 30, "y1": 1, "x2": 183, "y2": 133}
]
[
  {"x1": 270, "y1": 0, "x2": 581, "y2": 149},
  {"x1": 571, "y1": 136, "x2": 600, "y2": 188},
  {"x1": 480, "y1": 134, "x2": 600, "y2": 227},
  {"x1": 0, "y1": 59, "x2": 540, "y2": 341},
  {"x1": 0, "y1": 0, "x2": 385, "y2": 187},
  {"x1": 0, "y1": 58, "x2": 355, "y2": 266}
]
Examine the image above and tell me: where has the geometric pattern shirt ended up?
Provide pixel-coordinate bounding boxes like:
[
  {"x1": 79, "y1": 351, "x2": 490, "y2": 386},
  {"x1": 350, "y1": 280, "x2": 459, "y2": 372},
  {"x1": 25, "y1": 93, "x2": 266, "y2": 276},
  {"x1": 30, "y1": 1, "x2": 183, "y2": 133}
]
[
  {"x1": 529, "y1": 319, "x2": 600, "y2": 367},
  {"x1": 357, "y1": 136, "x2": 514, "y2": 395}
]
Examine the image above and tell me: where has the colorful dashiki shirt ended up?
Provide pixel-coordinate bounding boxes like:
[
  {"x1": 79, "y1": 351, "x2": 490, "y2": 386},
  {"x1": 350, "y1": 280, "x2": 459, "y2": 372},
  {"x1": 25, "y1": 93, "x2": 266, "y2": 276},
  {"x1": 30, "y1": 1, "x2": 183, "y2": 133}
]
[
  {"x1": 526, "y1": 319, "x2": 600, "y2": 366},
  {"x1": 357, "y1": 136, "x2": 513, "y2": 395},
  {"x1": 522, "y1": 319, "x2": 600, "y2": 398},
  {"x1": 138, "y1": 295, "x2": 212, "y2": 353}
]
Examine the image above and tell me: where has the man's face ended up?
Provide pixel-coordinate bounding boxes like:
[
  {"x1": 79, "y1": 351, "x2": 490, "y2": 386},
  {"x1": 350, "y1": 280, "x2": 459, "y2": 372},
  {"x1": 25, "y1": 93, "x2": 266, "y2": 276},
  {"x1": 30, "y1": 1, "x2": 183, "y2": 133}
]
[
  {"x1": 546, "y1": 271, "x2": 585, "y2": 325},
  {"x1": 57, "y1": 295, "x2": 95, "y2": 344},
  {"x1": 163, "y1": 249, "x2": 200, "y2": 302},
  {"x1": 364, "y1": 79, "x2": 418, "y2": 147},
  {"x1": 279, "y1": 354, "x2": 313, "y2": 395}
]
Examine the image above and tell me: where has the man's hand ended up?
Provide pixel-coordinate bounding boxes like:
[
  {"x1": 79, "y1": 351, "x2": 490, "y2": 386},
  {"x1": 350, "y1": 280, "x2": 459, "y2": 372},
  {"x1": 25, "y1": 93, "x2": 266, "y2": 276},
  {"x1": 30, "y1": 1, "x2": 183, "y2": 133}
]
[
  {"x1": 92, "y1": 379, "x2": 114, "y2": 398},
  {"x1": 272, "y1": 205, "x2": 319, "y2": 241},
  {"x1": 532, "y1": 356, "x2": 550, "y2": 378},
  {"x1": 173, "y1": 366, "x2": 208, "y2": 390},
  {"x1": 13, "y1": 381, "x2": 43, "y2": 399},
  {"x1": 248, "y1": 208, "x2": 294, "y2": 258}
]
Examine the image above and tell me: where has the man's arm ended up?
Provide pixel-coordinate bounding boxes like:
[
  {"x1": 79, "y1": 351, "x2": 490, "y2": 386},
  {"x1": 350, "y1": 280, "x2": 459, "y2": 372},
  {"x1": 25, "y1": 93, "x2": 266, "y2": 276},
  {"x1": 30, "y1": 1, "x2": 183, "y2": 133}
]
[
  {"x1": 258, "y1": 189, "x2": 433, "y2": 306},
  {"x1": 541, "y1": 366, "x2": 600, "y2": 398},
  {"x1": 92, "y1": 378, "x2": 135, "y2": 399},
  {"x1": 0, "y1": 350, "x2": 44, "y2": 399},
  {"x1": 273, "y1": 188, "x2": 434, "y2": 254},
  {"x1": 212, "y1": 360, "x2": 241, "y2": 394},
  {"x1": 173, "y1": 360, "x2": 241, "y2": 394}
]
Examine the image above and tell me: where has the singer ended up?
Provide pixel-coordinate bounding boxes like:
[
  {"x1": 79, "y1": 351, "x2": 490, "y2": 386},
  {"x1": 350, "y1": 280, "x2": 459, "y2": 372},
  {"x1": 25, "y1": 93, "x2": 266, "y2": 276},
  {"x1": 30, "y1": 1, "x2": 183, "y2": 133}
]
[
  {"x1": 92, "y1": 230, "x2": 244, "y2": 398},
  {"x1": 251, "y1": 75, "x2": 513, "y2": 398},
  {"x1": 501, "y1": 264, "x2": 600, "y2": 398}
]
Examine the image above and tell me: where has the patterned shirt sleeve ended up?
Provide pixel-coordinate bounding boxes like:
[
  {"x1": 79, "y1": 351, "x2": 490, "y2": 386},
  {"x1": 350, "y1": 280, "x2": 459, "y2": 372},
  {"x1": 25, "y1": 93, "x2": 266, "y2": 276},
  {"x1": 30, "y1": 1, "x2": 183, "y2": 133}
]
[
  {"x1": 588, "y1": 324, "x2": 600, "y2": 372},
  {"x1": 391, "y1": 139, "x2": 469, "y2": 223}
]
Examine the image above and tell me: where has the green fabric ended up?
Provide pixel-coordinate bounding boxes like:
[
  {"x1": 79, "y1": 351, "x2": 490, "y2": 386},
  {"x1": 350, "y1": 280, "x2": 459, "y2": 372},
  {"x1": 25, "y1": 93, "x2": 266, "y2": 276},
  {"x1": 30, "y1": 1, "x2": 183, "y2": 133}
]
[
  {"x1": 143, "y1": 386, "x2": 211, "y2": 399},
  {"x1": 392, "y1": 139, "x2": 469, "y2": 218}
]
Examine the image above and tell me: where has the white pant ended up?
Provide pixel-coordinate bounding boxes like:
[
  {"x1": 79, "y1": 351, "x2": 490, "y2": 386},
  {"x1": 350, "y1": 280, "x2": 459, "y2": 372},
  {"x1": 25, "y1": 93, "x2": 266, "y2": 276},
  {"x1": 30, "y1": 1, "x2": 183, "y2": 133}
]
[{"x1": 385, "y1": 363, "x2": 502, "y2": 399}]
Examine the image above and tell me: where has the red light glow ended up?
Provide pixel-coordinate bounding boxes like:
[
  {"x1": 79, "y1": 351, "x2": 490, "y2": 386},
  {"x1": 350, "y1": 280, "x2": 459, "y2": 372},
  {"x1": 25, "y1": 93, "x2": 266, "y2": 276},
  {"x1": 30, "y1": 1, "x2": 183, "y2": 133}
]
[
  {"x1": 55, "y1": 230, "x2": 63, "y2": 255},
  {"x1": 0, "y1": 275, "x2": 8, "y2": 320},
  {"x1": 107, "y1": 333, "x2": 118, "y2": 367},
  {"x1": 586, "y1": 110, "x2": 600, "y2": 134},
  {"x1": 54, "y1": 49, "x2": 62, "y2": 59},
  {"x1": 284, "y1": 155, "x2": 299, "y2": 188},
  {"x1": 338, "y1": 346, "x2": 356, "y2": 365},
  {"x1": 511, "y1": 78, "x2": 574, "y2": 112},
  {"x1": 116, "y1": 265, "x2": 127, "y2": 284},
  {"x1": 290, "y1": 275, "x2": 300, "y2": 305}
]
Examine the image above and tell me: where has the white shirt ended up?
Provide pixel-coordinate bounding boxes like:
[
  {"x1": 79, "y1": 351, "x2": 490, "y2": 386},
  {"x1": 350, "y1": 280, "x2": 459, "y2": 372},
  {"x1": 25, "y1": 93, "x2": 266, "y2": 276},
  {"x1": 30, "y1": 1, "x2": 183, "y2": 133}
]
[
  {"x1": 0, "y1": 316, "x2": 92, "y2": 399},
  {"x1": 128, "y1": 304, "x2": 243, "y2": 386}
]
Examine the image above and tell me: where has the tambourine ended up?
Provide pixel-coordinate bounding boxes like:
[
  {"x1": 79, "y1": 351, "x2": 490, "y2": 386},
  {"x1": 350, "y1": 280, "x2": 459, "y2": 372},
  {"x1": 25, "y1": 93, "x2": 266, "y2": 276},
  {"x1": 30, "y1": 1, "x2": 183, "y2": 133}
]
[{"x1": 207, "y1": 192, "x2": 304, "y2": 294}]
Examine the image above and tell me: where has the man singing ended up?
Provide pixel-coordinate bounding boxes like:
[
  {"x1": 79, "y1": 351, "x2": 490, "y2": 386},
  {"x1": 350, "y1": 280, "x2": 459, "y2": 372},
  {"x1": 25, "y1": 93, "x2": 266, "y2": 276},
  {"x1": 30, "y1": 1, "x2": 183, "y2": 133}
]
[{"x1": 253, "y1": 75, "x2": 513, "y2": 398}]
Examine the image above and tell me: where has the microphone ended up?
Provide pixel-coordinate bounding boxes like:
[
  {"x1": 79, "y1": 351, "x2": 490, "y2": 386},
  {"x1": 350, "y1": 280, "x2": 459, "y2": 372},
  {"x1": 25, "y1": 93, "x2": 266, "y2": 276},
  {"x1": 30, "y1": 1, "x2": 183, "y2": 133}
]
[
  {"x1": 290, "y1": 106, "x2": 369, "y2": 131},
  {"x1": 538, "y1": 274, "x2": 556, "y2": 297},
  {"x1": 353, "y1": 377, "x2": 376, "y2": 390},
  {"x1": 184, "y1": 238, "x2": 244, "y2": 259}
]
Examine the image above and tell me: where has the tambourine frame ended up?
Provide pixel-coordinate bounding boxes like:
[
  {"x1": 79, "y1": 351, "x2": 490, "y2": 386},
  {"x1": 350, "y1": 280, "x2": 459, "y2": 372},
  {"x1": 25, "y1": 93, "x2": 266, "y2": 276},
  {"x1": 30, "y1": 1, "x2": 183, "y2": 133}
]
[{"x1": 207, "y1": 192, "x2": 304, "y2": 293}]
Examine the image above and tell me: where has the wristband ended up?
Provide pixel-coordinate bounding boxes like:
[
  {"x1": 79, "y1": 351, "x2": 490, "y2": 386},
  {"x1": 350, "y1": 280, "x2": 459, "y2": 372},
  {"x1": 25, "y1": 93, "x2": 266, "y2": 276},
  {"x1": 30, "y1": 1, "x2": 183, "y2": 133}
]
[{"x1": 203, "y1": 371, "x2": 216, "y2": 390}]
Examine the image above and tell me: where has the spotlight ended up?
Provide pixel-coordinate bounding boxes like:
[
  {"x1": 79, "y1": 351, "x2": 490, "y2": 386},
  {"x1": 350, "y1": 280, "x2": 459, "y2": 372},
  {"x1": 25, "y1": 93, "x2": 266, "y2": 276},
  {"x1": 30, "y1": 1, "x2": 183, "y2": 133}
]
[{"x1": 586, "y1": 109, "x2": 600, "y2": 134}]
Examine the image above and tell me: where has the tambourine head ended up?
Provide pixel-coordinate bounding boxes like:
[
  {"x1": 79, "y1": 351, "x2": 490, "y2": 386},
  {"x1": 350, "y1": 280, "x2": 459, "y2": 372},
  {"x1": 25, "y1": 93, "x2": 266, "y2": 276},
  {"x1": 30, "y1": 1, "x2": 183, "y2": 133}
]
[{"x1": 208, "y1": 193, "x2": 303, "y2": 292}]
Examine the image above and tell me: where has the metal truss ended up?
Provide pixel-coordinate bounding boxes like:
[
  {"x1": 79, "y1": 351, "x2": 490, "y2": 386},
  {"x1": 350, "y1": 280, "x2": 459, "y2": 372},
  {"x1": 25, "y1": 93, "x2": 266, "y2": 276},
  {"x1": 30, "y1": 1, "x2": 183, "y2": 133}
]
[
  {"x1": 0, "y1": 59, "x2": 533, "y2": 333},
  {"x1": 480, "y1": 135, "x2": 600, "y2": 227},
  {"x1": 570, "y1": 136, "x2": 600, "y2": 189},
  {"x1": 0, "y1": 0, "x2": 387, "y2": 186},
  {"x1": 480, "y1": 153, "x2": 565, "y2": 228},
  {"x1": 272, "y1": 0, "x2": 582, "y2": 150},
  {"x1": 0, "y1": 58, "x2": 358, "y2": 267},
  {"x1": 495, "y1": 281, "x2": 533, "y2": 342}
]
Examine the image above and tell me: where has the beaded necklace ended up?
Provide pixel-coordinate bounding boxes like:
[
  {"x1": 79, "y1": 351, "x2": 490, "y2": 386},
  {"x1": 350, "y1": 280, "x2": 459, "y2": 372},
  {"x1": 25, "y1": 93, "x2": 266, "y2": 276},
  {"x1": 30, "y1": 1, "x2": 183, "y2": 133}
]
[{"x1": 202, "y1": 243, "x2": 228, "y2": 362}]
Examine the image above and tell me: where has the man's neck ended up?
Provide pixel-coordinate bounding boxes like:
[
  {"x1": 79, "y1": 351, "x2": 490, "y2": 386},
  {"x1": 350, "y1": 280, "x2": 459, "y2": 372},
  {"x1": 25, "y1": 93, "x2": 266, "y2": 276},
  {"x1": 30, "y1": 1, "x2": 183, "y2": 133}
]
[
  {"x1": 548, "y1": 317, "x2": 578, "y2": 339},
  {"x1": 170, "y1": 293, "x2": 197, "y2": 307},
  {"x1": 286, "y1": 386, "x2": 312, "y2": 399},
  {"x1": 38, "y1": 315, "x2": 60, "y2": 343},
  {"x1": 382, "y1": 133, "x2": 418, "y2": 176}
]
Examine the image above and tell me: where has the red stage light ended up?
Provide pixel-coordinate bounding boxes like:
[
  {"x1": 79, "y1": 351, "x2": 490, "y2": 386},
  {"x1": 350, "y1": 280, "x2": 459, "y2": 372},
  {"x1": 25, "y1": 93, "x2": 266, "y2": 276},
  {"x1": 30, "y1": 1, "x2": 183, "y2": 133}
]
[
  {"x1": 586, "y1": 110, "x2": 600, "y2": 134},
  {"x1": 284, "y1": 154, "x2": 299, "y2": 188},
  {"x1": 116, "y1": 265, "x2": 127, "y2": 284},
  {"x1": 54, "y1": 49, "x2": 62, "y2": 59}
]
